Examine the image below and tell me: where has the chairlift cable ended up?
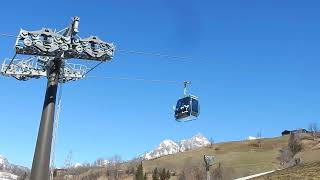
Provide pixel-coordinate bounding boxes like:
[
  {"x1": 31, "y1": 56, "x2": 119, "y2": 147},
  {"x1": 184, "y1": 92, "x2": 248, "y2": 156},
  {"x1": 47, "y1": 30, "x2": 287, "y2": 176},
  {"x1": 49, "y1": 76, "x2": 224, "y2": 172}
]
[
  {"x1": 0, "y1": 32, "x2": 198, "y2": 87},
  {"x1": 0, "y1": 33, "x2": 210, "y2": 64},
  {"x1": 0, "y1": 33, "x2": 17, "y2": 38},
  {"x1": 85, "y1": 75, "x2": 182, "y2": 85},
  {"x1": 117, "y1": 48, "x2": 211, "y2": 64},
  {"x1": 117, "y1": 49, "x2": 190, "y2": 59}
]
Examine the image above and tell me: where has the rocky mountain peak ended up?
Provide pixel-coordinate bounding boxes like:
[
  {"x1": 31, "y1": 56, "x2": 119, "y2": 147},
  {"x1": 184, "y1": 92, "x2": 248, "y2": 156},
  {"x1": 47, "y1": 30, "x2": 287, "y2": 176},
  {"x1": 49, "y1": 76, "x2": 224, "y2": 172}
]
[{"x1": 142, "y1": 133, "x2": 210, "y2": 160}]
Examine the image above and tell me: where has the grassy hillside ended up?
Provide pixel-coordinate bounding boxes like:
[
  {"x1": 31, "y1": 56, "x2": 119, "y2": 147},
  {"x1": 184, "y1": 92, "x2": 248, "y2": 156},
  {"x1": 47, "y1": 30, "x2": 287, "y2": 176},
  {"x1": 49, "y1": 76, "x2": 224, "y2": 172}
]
[
  {"x1": 253, "y1": 161, "x2": 320, "y2": 180},
  {"x1": 55, "y1": 134, "x2": 320, "y2": 179},
  {"x1": 142, "y1": 136, "x2": 289, "y2": 179},
  {"x1": 142, "y1": 134, "x2": 320, "y2": 179}
]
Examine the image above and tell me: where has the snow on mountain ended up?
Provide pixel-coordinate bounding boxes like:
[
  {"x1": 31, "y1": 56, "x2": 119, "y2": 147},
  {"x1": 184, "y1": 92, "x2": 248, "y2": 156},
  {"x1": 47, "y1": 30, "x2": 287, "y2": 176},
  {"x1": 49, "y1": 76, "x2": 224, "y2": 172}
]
[
  {"x1": 247, "y1": 136, "x2": 258, "y2": 140},
  {"x1": 0, "y1": 156, "x2": 9, "y2": 169},
  {"x1": 0, "y1": 172, "x2": 18, "y2": 180},
  {"x1": 247, "y1": 136, "x2": 262, "y2": 140},
  {"x1": 179, "y1": 134, "x2": 210, "y2": 151},
  {"x1": 73, "y1": 163, "x2": 83, "y2": 168},
  {"x1": 101, "y1": 160, "x2": 110, "y2": 166},
  {"x1": 0, "y1": 156, "x2": 7, "y2": 163},
  {"x1": 94, "y1": 159, "x2": 111, "y2": 167},
  {"x1": 144, "y1": 140, "x2": 180, "y2": 160},
  {"x1": 142, "y1": 134, "x2": 210, "y2": 160},
  {"x1": 0, "y1": 155, "x2": 29, "y2": 180}
]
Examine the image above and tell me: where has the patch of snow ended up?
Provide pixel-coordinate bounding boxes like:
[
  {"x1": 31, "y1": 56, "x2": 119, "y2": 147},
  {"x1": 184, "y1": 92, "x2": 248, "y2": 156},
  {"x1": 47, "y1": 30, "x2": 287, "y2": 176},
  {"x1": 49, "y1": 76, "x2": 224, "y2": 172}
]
[
  {"x1": 0, "y1": 156, "x2": 8, "y2": 166},
  {"x1": 0, "y1": 172, "x2": 18, "y2": 180},
  {"x1": 101, "y1": 160, "x2": 110, "y2": 166},
  {"x1": 73, "y1": 163, "x2": 83, "y2": 168},
  {"x1": 234, "y1": 170, "x2": 275, "y2": 180},
  {"x1": 247, "y1": 136, "x2": 258, "y2": 140}
]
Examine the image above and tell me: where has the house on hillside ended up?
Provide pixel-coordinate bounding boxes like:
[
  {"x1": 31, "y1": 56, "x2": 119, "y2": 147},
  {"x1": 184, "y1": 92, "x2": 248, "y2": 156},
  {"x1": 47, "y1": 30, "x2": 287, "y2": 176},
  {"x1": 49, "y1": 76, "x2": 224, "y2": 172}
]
[
  {"x1": 281, "y1": 129, "x2": 309, "y2": 136},
  {"x1": 53, "y1": 168, "x2": 67, "y2": 177}
]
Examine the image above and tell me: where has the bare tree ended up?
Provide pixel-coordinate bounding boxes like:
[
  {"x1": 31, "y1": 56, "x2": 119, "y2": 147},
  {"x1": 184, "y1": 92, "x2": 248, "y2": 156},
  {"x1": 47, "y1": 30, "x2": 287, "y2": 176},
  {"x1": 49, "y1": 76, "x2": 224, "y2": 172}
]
[
  {"x1": 288, "y1": 133, "x2": 302, "y2": 156},
  {"x1": 248, "y1": 131, "x2": 262, "y2": 148},
  {"x1": 211, "y1": 162, "x2": 223, "y2": 180},
  {"x1": 309, "y1": 122, "x2": 319, "y2": 140},
  {"x1": 94, "y1": 158, "x2": 107, "y2": 167},
  {"x1": 64, "y1": 150, "x2": 74, "y2": 175},
  {"x1": 256, "y1": 131, "x2": 262, "y2": 148},
  {"x1": 209, "y1": 137, "x2": 214, "y2": 148},
  {"x1": 108, "y1": 155, "x2": 123, "y2": 179},
  {"x1": 278, "y1": 133, "x2": 302, "y2": 167},
  {"x1": 277, "y1": 148, "x2": 294, "y2": 167},
  {"x1": 182, "y1": 166, "x2": 205, "y2": 180},
  {"x1": 314, "y1": 123, "x2": 318, "y2": 133},
  {"x1": 125, "y1": 160, "x2": 136, "y2": 175},
  {"x1": 192, "y1": 166, "x2": 205, "y2": 180},
  {"x1": 178, "y1": 170, "x2": 186, "y2": 180}
]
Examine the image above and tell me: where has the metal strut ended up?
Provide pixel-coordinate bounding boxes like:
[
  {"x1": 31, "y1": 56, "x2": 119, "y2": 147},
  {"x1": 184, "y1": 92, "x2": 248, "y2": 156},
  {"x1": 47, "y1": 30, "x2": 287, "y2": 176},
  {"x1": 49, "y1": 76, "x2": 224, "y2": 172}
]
[
  {"x1": 3, "y1": 53, "x2": 17, "y2": 73},
  {"x1": 183, "y1": 81, "x2": 191, "y2": 96}
]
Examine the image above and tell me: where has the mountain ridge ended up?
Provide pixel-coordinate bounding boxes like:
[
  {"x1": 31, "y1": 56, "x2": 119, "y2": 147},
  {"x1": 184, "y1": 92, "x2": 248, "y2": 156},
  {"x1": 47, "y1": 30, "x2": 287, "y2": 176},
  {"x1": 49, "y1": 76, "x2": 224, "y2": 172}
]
[
  {"x1": 0, "y1": 154, "x2": 29, "y2": 179},
  {"x1": 142, "y1": 133, "x2": 210, "y2": 160}
]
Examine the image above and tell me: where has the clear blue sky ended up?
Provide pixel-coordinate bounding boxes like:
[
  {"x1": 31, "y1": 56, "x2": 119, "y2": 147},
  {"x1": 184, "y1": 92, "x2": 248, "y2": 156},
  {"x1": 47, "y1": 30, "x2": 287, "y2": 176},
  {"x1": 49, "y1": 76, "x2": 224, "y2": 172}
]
[{"x1": 0, "y1": 0, "x2": 319, "y2": 168}]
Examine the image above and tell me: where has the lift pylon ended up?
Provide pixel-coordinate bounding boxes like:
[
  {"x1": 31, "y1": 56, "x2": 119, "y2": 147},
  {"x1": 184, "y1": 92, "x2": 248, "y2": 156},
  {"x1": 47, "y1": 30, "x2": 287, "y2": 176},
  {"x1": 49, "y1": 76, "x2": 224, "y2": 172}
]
[{"x1": 1, "y1": 17, "x2": 115, "y2": 180}]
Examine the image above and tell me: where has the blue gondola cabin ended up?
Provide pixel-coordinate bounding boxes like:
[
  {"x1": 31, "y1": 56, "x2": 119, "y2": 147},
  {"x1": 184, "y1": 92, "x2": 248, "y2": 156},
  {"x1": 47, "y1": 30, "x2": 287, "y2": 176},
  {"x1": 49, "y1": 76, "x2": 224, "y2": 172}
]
[{"x1": 175, "y1": 95, "x2": 199, "y2": 122}]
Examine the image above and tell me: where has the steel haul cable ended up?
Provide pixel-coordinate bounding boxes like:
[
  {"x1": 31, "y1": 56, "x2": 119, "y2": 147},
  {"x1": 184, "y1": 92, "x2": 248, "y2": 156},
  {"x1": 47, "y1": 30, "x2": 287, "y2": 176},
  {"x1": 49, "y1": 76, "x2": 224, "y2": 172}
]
[
  {"x1": 1, "y1": 32, "x2": 192, "y2": 85},
  {"x1": 85, "y1": 75, "x2": 181, "y2": 85},
  {"x1": 0, "y1": 33, "x2": 211, "y2": 64}
]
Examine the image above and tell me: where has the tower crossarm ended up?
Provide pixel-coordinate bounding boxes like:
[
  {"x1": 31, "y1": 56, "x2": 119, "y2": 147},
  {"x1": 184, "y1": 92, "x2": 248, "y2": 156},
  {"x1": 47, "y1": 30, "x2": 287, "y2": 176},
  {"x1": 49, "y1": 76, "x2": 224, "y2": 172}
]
[
  {"x1": 15, "y1": 17, "x2": 115, "y2": 61},
  {"x1": 1, "y1": 57, "x2": 45, "y2": 81},
  {"x1": 64, "y1": 35, "x2": 115, "y2": 61},
  {"x1": 2, "y1": 16, "x2": 115, "y2": 83},
  {"x1": 15, "y1": 28, "x2": 70, "y2": 58},
  {"x1": 1, "y1": 57, "x2": 88, "y2": 82}
]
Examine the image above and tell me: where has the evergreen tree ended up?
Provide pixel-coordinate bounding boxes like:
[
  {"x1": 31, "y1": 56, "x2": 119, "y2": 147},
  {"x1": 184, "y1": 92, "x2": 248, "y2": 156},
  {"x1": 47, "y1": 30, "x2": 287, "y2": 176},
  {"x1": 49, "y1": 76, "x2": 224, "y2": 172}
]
[
  {"x1": 160, "y1": 168, "x2": 167, "y2": 180},
  {"x1": 135, "y1": 162, "x2": 144, "y2": 180},
  {"x1": 288, "y1": 133, "x2": 302, "y2": 156},
  {"x1": 152, "y1": 168, "x2": 159, "y2": 180}
]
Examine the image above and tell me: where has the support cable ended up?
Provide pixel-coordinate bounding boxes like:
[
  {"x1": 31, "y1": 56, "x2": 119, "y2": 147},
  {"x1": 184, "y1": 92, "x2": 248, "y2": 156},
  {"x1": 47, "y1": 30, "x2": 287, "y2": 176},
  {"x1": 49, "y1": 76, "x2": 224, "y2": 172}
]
[
  {"x1": 4, "y1": 53, "x2": 17, "y2": 73},
  {"x1": 49, "y1": 76, "x2": 63, "y2": 180},
  {"x1": 82, "y1": 61, "x2": 103, "y2": 77}
]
